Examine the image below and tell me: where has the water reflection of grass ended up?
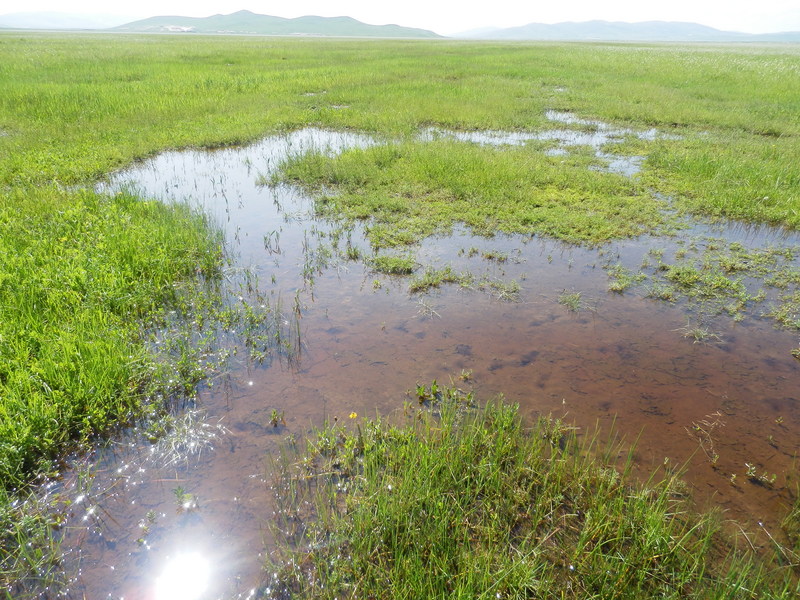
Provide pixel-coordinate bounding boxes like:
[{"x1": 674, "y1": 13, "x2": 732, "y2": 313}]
[{"x1": 269, "y1": 393, "x2": 800, "y2": 598}]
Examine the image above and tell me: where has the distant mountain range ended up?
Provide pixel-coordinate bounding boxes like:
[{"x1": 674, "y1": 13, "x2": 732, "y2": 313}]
[
  {"x1": 1, "y1": 11, "x2": 798, "y2": 42},
  {"x1": 454, "y1": 20, "x2": 800, "y2": 42},
  {"x1": 112, "y1": 10, "x2": 441, "y2": 38},
  {"x1": 0, "y1": 10, "x2": 440, "y2": 37}
]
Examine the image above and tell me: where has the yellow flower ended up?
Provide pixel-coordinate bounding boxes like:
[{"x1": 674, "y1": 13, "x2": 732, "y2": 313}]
[{"x1": 349, "y1": 412, "x2": 358, "y2": 419}]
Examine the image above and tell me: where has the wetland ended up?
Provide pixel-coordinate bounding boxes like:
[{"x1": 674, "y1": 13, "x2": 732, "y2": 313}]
[{"x1": 1, "y1": 33, "x2": 799, "y2": 598}]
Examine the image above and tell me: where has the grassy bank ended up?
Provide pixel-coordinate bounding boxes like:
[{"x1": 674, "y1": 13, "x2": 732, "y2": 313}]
[
  {"x1": 0, "y1": 190, "x2": 223, "y2": 595},
  {"x1": 269, "y1": 393, "x2": 799, "y2": 598},
  {"x1": 0, "y1": 187, "x2": 222, "y2": 489}
]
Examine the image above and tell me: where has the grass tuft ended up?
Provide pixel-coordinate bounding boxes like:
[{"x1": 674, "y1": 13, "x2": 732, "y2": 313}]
[
  {"x1": 370, "y1": 254, "x2": 417, "y2": 275},
  {"x1": 408, "y1": 265, "x2": 473, "y2": 293},
  {"x1": 558, "y1": 290, "x2": 583, "y2": 311}
]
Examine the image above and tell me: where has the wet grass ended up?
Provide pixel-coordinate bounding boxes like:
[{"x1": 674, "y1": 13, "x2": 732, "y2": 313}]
[
  {"x1": 0, "y1": 187, "x2": 223, "y2": 490},
  {"x1": 479, "y1": 277, "x2": 522, "y2": 301},
  {"x1": 783, "y1": 493, "x2": 800, "y2": 555},
  {"x1": 268, "y1": 392, "x2": 800, "y2": 599},
  {"x1": 644, "y1": 133, "x2": 800, "y2": 228},
  {"x1": 0, "y1": 488, "x2": 67, "y2": 597},
  {"x1": 370, "y1": 254, "x2": 417, "y2": 275},
  {"x1": 1, "y1": 36, "x2": 797, "y2": 215},
  {"x1": 558, "y1": 290, "x2": 584, "y2": 312},
  {"x1": 0, "y1": 189, "x2": 225, "y2": 596},
  {"x1": 276, "y1": 139, "x2": 664, "y2": 246},
  {"x1": 408, "y1": 265, "x2": 474, "y2": 293},
  {"x1": 676, "y1": 321, "x2": 724, "y2": 345},
  {"x1": 606, "y1": 264, "x2": 645, "y2": 293}
]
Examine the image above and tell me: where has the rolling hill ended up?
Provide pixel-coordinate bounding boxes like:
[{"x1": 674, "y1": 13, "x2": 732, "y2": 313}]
[{"x1": 113, "y1": 10, "x2": 442, "y2": 38}]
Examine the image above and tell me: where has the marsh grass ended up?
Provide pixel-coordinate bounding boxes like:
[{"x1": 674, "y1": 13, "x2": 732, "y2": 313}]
[
  {"x1": 277, "y1": 139, "x2": 663, "y2": 247},
  {"x1": 408, "y1": 265, "x2": 473, "y2": 293},
  {"x1": 646, "y1": 133, "x2": 800, "y2": 228},
  {"x1": 481, "y1": 249, "x2": 509, "y2": 262},
  {"x1": 606, "y1": 263, "x2": 645, "y2": 293},
  {"x1": 783, "y1": 492, "x2": 800, "y2": 554},
  {"x1": 2, "y1": 36, "x2": 798, "y2": 189},
  {"x1": 370, "y1": 254, "x2": 417, "y2": 275},
  {"x1": 676, "y1": 321, "x2": 724, "y2": 345},
  {"x1": 267, "y1": 393, "x2": 799, "y2": 599},
  {"x1": 0, "y1": 487, "x2": 67, "y2": 598},
  {"x1": 221, "y1": 289, "x2": 304, "y2": 367},
  {"x1": 558, "y1": 290, "x2": 584, "y2": 312},
  {"x1": 607, "y1": 237, "x2": 800, "y2": 332},
  {"x1": 478, "y1": 277, "x2": 522, "y2": 301},
  {"x1": 142, "y1": 409, "x2": 227, "y2": 466},
  {"x1": 0, "y1": 187, "x2": 223, "y2": 490}
]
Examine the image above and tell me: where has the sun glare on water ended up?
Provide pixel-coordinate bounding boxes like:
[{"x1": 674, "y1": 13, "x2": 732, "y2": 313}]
[{"x1": 154, "y1": 552, "x2": 211, "y2": 600}]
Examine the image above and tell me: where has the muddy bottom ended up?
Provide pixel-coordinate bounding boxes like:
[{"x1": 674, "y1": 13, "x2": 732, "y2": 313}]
[{"x1": 47, "y1": 127, "x2": 800, "y2": 599}]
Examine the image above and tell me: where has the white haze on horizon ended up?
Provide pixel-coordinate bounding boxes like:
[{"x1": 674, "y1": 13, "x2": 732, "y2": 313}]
[{"x1": 1, "y1": 0, "x2": 798, "y2": 35}]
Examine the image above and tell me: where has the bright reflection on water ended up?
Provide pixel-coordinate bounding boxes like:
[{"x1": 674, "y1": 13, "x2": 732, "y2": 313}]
[{"x1": 154, "y1": 552, "x2": 211, "y2": 600}]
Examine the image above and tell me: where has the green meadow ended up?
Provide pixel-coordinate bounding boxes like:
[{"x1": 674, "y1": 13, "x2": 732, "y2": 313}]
[{"x1": 1, "y1": 32, "x2": 799, "y2": 595}]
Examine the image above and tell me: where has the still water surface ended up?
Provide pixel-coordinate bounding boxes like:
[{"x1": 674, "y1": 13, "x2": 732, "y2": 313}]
[{"x1": 48, "y1": 124, "x2": 800, "y2": 599}]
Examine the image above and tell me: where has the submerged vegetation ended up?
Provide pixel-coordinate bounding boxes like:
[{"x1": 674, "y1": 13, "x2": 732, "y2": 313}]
[
  {"x1": 1, "y1": 31, "x2": 799, "y2": 596},
  {"x1": 601, "y1": 237, "x2": 800, "y2": 330},
  {"x1": 269, "y1": 393, "x2": 799, "y2": 598}
]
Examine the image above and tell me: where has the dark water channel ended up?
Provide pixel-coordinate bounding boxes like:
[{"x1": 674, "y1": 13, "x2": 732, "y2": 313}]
[{"x1": 46, "y1": 125, "x2": 800, "y2": 599}]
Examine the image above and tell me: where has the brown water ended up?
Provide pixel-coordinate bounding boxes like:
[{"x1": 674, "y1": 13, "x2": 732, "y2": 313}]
[{"x1": 43, "y1": 125, "x2": 800, "y2": 599}]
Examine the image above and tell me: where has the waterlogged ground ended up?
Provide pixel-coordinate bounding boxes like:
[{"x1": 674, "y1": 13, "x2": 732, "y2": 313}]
[{"x1": 44, "y1": 122, "x2": 800, "y2": 599}]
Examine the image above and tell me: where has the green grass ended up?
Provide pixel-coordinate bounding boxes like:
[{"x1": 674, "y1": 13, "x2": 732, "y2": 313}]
[
  {"x1": 269, "y1": 393, "x2": 799, "y2": 599},
  {"x1": 370, "y1": 254, "x2": 417, "y2": 274},
  {"x1": 676, "y1": 321, "x2": 724, "y2": 345},
  {"x1": 558, "y1": 290, "x2": 584, "y2": 311},
  {"x1": 2, "y1": 35, "x2": 797, "y2": 212},
  {"x1": 783, "y1": 492, "x2": 800, "y2": 554},
  {"x1": 0, "y1": 187, "x2": 222, "y2": 489},
  {"x1": 606, "y1": 264, "x2": 645, "y2": 293},
  {"x1": 605, "y1": 238, "x2": 800, "y2": 330},
  {"x1": 0, "y1": 188, "x2": 224, "y2": 596},
  {"x1": 0, "y1": 487, "x2": 65, "y2": 596},
  {"x1": 408, "y1": 265, "x2": 474, "y2": 293},
  {"x1": 277, "y1": 139, "x2": 664, "y2": 246},
  {"x1": 645, "y1": 133, "x2": 800, "y2": 227},
  {"x1": 482, "y1": 249, "x2": 509, "y2": 262}
]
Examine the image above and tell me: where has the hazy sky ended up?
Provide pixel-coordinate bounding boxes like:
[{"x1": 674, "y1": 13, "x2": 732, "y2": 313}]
[{"x1": 4, "y1": 1, "x2": 799, "y2": 35}]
